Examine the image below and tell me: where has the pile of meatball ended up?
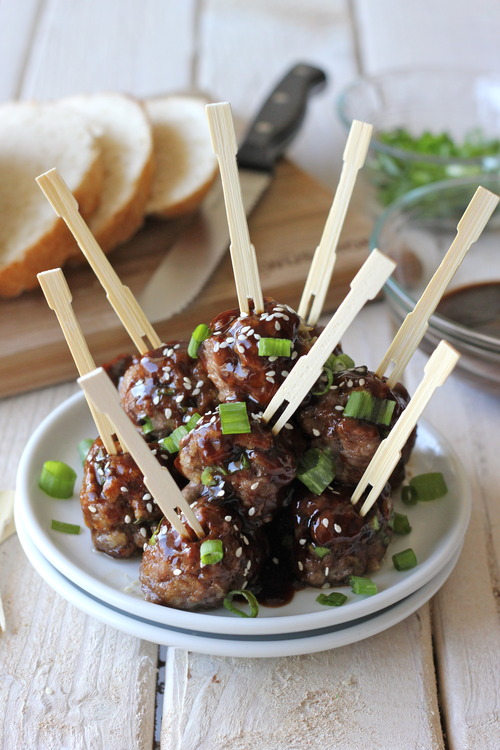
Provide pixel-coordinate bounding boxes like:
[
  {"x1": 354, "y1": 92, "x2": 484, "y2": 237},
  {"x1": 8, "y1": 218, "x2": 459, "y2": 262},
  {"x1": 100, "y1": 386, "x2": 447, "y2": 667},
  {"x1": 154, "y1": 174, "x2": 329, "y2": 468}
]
[{"x1": 80, "y1": 298, "x2": 415, "y2": 611}]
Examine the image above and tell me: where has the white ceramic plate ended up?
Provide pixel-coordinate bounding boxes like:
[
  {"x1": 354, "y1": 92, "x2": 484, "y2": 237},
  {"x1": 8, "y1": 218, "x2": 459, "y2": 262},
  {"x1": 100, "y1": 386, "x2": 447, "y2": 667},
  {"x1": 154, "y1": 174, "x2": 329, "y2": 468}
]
[
  {"x1": 16, "y1": 391, "x2": 470, "y2": 637},
  {"x1": 17, "y1": 518, "x2": 461, "y2": 657}
]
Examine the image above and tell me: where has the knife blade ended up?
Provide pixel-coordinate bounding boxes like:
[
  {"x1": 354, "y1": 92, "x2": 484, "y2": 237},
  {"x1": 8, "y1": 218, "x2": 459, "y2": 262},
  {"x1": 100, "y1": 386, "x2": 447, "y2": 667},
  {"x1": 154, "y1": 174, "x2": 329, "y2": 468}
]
[{"x1": 138, "y1": 63, "x2": 327, "y2": 322}]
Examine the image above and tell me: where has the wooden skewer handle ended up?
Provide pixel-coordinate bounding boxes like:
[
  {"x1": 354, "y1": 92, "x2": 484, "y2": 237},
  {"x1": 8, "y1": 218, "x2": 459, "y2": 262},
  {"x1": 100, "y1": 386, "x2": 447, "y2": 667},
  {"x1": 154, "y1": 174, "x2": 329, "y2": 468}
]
[
  {"x1": 37, "y1": 269, "x2": 117, "y2": 456},
  {"x1": 36, "y1": 168, "x2": 162, "y2": 354},
  {"x1": 78, "y1": 368, "x2": 205, "y2": 540},
  {"x1": 353, "y1": 340, "x2": 460, "y2": 516},
  {"x1": 378, "y1": 186, "x2": 498, "y2": 387}
]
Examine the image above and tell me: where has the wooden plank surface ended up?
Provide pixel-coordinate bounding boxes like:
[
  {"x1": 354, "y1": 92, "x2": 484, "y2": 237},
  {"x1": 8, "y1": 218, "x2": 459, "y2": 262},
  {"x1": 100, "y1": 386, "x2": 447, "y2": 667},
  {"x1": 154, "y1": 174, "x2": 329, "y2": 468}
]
[{"x1": 0, "y1": 160, "x2": 372, "y2": 398}]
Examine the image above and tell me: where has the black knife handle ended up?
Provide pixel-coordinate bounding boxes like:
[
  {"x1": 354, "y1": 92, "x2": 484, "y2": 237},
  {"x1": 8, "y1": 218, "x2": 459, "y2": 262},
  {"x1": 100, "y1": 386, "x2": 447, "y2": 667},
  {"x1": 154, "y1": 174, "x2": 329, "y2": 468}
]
[{"x1": 237, "y1": 63, "x2": 327, "y2": 172}]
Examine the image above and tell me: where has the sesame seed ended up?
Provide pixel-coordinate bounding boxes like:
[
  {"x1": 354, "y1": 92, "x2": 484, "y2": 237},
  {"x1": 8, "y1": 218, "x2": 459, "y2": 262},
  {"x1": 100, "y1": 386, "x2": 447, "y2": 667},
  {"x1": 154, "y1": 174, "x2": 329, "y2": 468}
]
[
  {"x1": 284, "y1": 423, "x2": 293, "y2": 430},
  {"x1": 281, "y1": 370, "x2": 289, "y2": 377},
  {"x1": 334, "y1": 524, "x2": 342, "y2": 533},
  {"x1": 322, "y1": 582, "x2": 330, "y2": 589},
  {"x1": 245, "y1": 560, "x2": 252, "y2": 571},
  {"x1": 312, "y1": 428, "x2": 320, "y2": 437},
  {"x1": 196, "y1": 380, "x2": 204, "y2": 389},
  {"x1": 174, "y1": 344, "x2": 181, "y2": 350},
  {"x1": 175, "y1": 394, "x2": 184, "y2": 403},
  {"x1": 143, "y1": 543, "x2": 148, "y2": 551},
  {"x1": 235, "y1": 547, "x2": 243, "y2": 558},
  {"x1": 184, "y1": 382, "x2": 192, "y2": 390},
  {"x1": 299, "y1": 538, "x2": 306, "y2": 546},
  {"x1": 359, "y1": 378, "x2": 366, "y2": 386},
  {"x1": 325, "y1": 567, "x2": 330, "y2": 576},
  {"x1": 165, "y1": 408, "x2": 172, "y2": 419},
  {"x1": 226, "y1": 336, "x2": 234, "y2": 344},
  {"x1": 272, "y1": 557, "x2": 279, "y2": 565},
  {"x1": 240, "y1": 325, "x2": 251, "y2": 334},
  {"x1": 268, "y1": 356, "x2": 278, "y2": 362},
  {"x1": 322, "y1": 518, "x2": 329, "y2": 528},
  {"x1": 120, "y1": 486, "x2": 128, "y2": 493},
  {"x1": 146, "y1": 503, "x2": 153, "y2": 513},
  {"x1": 267, "y1": 370, "x2": 276, "y2": 377},
  {"x1": 275, "y1": 321, "x2": 281, "y2": 331},
  {"x1": 291, "y1": 351, "x2": 298, "y2": 360},
  {"x1": 216, "y1": 490, "x2": 225, "y2": 498},
  {"x1": 139, "y1": 527, "x2": 147, "y2": 538},
  {"x1": 237, "y1": 345, "x2": 245, "y2": 354},
  {"x1": 219, "y1": 341, "x2": 228, "y2": 349},
  {"x1": 162, "y1": 348, "x2": 171, "y2": 356},
  {"x1": 237, "y1": 334, "x2": 247, "y2": 341},
  {"x1": 248, "y1": 507, "x2": 256, "y2": 516},
  {"x1": 242, "y1": 535, "x2": 249, "y2": 545},
  {"x1": 173, "y1": 568, "x2": 182, "y2": 576},
  {"x1": 242, "y1": 581, "x2": 248, "y2": 589},
  {"x1": 335, "y1": 405, "x2": 344, "y2": 411},
  {"x1": 192, "y1": 388, "x2": 200, "y2": 396},
  {"x1": 250, "y1": 482, "x2": 259, "y2": 490},
  {"x1": 347, "y1": 380, "x2": 353, "y2": 388},
  {"x1": 88, "y1": 505, "x2": 97, "y2": 514},
  {"x1": 213, "y1": 342, "x2": 220, "y2": 353},
  {"x1": 298, "y1": 561, "x2": 304, "y2": 571},
  {"x1": 224, "y1": 515, "x2": 232, "y2": 522},
  {"x1": 254, "y1": 333, "x2": 260, "y2": 340},
  {"x1": 151, "y1": 449, "x2": 157, "y2": 455}
]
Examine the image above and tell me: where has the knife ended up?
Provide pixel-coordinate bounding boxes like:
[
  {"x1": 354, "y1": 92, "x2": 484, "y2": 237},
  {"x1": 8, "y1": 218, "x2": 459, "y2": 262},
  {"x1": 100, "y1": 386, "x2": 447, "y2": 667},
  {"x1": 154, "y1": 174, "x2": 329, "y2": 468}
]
[{"x1": 138, "y1": 63, "x2": 327, "y2": 322}]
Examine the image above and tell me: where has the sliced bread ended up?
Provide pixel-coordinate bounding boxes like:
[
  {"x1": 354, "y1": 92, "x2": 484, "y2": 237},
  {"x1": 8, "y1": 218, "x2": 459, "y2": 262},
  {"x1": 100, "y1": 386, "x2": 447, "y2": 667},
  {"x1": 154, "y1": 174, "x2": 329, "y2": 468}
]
[
  {"x1": 63, "y1": 92, "x2": 154, "y2": 254},
  {"x1": 0, "y1": 100, "x2": 103, "y2": 297},
  {"x1": 144, "y1": 95, "x2": 217, "y2": 219}
]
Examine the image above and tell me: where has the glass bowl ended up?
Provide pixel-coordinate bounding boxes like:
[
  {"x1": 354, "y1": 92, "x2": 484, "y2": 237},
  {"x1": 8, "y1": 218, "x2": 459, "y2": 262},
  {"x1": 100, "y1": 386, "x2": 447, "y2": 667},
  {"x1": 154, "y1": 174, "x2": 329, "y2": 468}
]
[
  {"x1": 337, "y1": 69, "x2": 500, "y2": 211},
  {"x1": 370, "y1": 175, "x2": 500, "y2": 392}
]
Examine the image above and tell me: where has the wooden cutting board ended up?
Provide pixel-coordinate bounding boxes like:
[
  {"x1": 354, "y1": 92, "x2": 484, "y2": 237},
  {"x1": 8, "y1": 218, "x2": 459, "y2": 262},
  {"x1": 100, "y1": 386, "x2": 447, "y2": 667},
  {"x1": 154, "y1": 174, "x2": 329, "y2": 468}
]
[{"x1": 0, "y1": 160, "x2": 372, "y2": 398}]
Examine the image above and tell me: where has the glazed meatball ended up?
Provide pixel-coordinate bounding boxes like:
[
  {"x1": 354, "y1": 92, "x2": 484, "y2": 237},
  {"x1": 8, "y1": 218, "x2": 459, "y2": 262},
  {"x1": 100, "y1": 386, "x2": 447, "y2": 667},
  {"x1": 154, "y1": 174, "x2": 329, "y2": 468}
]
[
  {"x1": 80, "y1": 438, "x2": 167, "y2": 558},
  {"x1": 139, "y1": 487, "x2": 265, "y2": 610},
  {"x1": 298, "y1": 366, "x2": 415, "y2": 486},
  {"x1": 199, "y1": 298, "x2": 313, "y2": 408},
  {"x1": 175, "y1": 409, "x2": 296, "y2": 526},
  {"x1": 291, "y1": 482, "x2": 393, "y2": 587},
  {"x1": 118, "y1": 340, "x2": 219, "y2": 439}
]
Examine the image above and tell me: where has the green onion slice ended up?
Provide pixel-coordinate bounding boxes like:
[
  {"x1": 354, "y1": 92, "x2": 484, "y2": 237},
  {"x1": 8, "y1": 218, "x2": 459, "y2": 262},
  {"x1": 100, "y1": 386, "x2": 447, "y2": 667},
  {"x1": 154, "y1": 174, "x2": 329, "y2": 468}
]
[
  {"x1": 78, "y1": 438, "x2": 94, "y2": 465},
  {"x1": 297, "y1": 449, "x2": 335, "y2": 495},
  {"x1": 39, "y1": 461, "x2": 77, "y2": 499},
  {"x1": 343, "y1": 391, "x2": 396, "y2": 426},
  {"x1": 392, "y1": 548, "x2": 418, "y2": 571},
  {"x1": 223, "y1": 590, "x2": 259, "y2": 618},
  {"x1": 312, "y1": 367, "x2": 334, "y2": 396},
  {"x1": 316, "y1": 591, "x2": 348, "y2": 607},
  {"x1": 188, "y1": 323, "x2": 211, "y2": 358},
  {"x1": 258, "y1": 338, "x2": 292, "y2": 357},
  {"x1": 349, "y1": 576, "x2": 378, "y2": 595},
  {"x1": 200, "y1": 539, "x2": 224, "y2": 565},
  {"x1": 313, "y1": 545, "x2": 330, "y2": 559},
  {"x1": 325, "y1": 353, "x2": 355, "y2": 372},
  {"x1": 401, "y1": 485, "x2": 418, "y2": 505},
  {"x1": 141, "y1": 417, "x2": 155, "y2": 435},
  {"x1": 392, "y1": 512, "x2": 412, "y2": 535},
  {"x1": 218, "y1": 402, "x2": 251, "y2": 435},
  {"x1": 160, "y1": 425, "x2": 188, "y2": 453},
  {"x1": 186, "y1": 413, "x2": 202, "y2": 431},
  {"x1": 409, "y1": 472, "x2": 448, "y2": 501},
  {"x1": 51, "y1": 519, "x2": 80, "y2": 534}
]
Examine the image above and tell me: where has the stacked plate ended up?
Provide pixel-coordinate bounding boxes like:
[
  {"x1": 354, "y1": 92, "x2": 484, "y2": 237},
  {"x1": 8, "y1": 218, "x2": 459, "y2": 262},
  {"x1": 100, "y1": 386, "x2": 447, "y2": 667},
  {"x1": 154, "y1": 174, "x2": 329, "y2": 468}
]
[{"x1": 16, "y1": 392, "x2": 471, "y2": 658}]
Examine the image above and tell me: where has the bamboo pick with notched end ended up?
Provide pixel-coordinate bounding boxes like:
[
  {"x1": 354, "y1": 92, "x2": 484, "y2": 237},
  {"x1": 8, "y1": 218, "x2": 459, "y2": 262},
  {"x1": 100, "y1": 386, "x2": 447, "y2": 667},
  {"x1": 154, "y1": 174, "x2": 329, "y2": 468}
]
[
  {"x1": 0, "y1": 489, "x2": 15, "y2": 632},
  {"x1": 377, "y1": 185, "x2": 499, "y2": 388},
  {"x1": 262, "y1": 249, "x2": 396, "y2": 434},
  {"x1": 78, "y1": 367, "x2": 205, "y2": 540},
  {"x1": 298, "y1": 120, "x2": 373, "y2": 326},
  {"x1": 37, "y1": 268, "x2": 117, "y2": 455},
  {"x1": 206, "y1": 102, "x2": 264, "y2": 315},
  {"x1": 352, "y1": 340, "x2": 460, "y2": 517},
  {"x1": 36, "y1": 168, "x2": 162, "y2": 355}
]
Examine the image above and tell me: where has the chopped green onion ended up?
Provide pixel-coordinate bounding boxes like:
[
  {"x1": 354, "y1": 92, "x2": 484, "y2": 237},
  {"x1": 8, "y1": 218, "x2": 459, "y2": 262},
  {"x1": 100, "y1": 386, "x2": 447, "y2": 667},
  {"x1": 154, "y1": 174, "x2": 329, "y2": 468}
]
[
  {"x1": 401, "y1": 485, "x2": 418, "y2": 505},
  {"x1": 409, "y1": 472, "x2": 448, "y2": 501},
  {"x1": 78, "y1": 438, "x2": 94, "y2": 465},
  {"x1": 392, "y1": 512, "x2": 412, "y2": 535},
  {"x1": 370, "y1": 516, "x2": 380, "y2": 531},
  {"x1": 149, "y1": 520, "x2": 163, "y2": 546},
  {"x1": 313, "y1": 545, "x2": 330, "y2": 559},
  {"x1": 392, "y1": 548, "x2": 418, "y2": 571},
  {"x1": 201, "y1": 467, "x2": 216, "y2": 486},
  {"x1": 325, "y1": 353, "x2": 355, "y2": 372},
  {"x1": 39, "y1": 461, "x2": 77, "y2": 499},
  {"x1": 200, "y1": 539, "x2": 224, "y2": 565},
  {"x1": 218, "y1": 402, "x2": 251, "y2": 435},
  {"x1": 188, "y1": 323, "x2": 211, "y2": 358},
  {"x1": 312, "y1": 367, "x2": 334, "y2": 396},
  {"x1": 343, "y1": 391, "x2": 396, "y2": 426},
  {"x1": 186, "y1": 413, "x2": 202, "y2": 431},
  {"x1": 223, "y1": 590, "x2": 259, "y2": 618},
  {"x1": 349, "y1": 576, "x2": 378, "y2": 595},
  {"x1": 316, "y1": 591, "x2": 348, "y2": 607},
  {"x1": 257, "y1": 337, "x2": 292, "y2": 357},
  {"x1": 141, "y1": 417, "x2": 155, "y2": 435},
  {"x1": 160, "y1": 425, "x2": 188, "y2": 453},
  {"x1": 50, "y1": 519, "x2": 80, "y2": 534},
  {"x1": 297, "y1": 449, "x2": 335, "y2": 494}
]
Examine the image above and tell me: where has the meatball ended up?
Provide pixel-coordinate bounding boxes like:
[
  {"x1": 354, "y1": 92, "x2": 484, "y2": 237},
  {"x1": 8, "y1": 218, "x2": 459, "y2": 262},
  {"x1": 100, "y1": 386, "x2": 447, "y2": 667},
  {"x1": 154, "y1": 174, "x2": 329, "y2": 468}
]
[
  {"x1": 298, "y1": 366, "x2": 415, "y2": 486},
  {"x1": 291, "y1": 482, "x2": 393, "y2": 587},
  {"x1": 80, "y1": 437, "x2": 167, "y2": 558},
  {"x1": 175, "y1": 409, "x2": 296, "y2": 526},
  {"x1": 199, "y1": 298, "x2": 313, "y2": 408},
  {"x1": 139, "y1": 487, "x2": 265, "y2": 610},
  {"x1": 118, "y1": 340, "x2": 219, "y2": 439}
]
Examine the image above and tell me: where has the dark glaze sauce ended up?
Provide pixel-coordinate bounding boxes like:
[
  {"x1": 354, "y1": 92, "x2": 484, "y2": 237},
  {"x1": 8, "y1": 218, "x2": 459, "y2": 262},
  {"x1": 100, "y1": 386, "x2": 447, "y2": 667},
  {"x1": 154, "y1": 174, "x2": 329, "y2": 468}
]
[{"x1": 436, "y1": 281, "x2": 500, "y2": 339}]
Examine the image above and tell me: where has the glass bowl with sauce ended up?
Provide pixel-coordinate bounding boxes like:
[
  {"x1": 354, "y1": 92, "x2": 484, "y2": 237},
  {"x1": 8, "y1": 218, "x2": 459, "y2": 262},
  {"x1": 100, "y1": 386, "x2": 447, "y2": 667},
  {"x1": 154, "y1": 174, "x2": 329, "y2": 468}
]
[{"x1": 370, "y1": 174, "x2": 500, "y2": 392}]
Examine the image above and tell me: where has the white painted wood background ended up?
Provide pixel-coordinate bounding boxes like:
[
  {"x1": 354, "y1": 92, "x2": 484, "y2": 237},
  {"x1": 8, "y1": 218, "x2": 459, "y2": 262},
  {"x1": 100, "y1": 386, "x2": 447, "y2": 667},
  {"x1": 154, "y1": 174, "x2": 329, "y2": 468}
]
[{"x1": 0, "y1": 1, "x2": 499, "y2": 748}]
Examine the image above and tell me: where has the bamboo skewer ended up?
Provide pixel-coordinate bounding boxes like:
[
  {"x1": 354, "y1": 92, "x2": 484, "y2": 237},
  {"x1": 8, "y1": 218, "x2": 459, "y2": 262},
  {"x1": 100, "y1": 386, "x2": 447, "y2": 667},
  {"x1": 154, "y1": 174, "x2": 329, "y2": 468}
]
[
  {"x1": 78, "y1": 368, "x2": 205, "y2": 540},
  {"x1": 377, "y1": 185, "x2": 499, "y2": 387},
  {"x1": 262, "y1": 249, "x2": 396, "y2": 434},
  {"x1": 37, "y1": 268, "x2": 117, "y2": 455},
  {"x1": 206, "y1": 102, "x2": 264, "y2": 314},
  {"x1": 352, "y1": 340, "x2": 460, "y2": 516},
  {"x1": 298, "y1": 120, "x2": 373, "y2": 325},
  {"x1": 36, "y1": 168, "x2": 162, "y2": 355}
]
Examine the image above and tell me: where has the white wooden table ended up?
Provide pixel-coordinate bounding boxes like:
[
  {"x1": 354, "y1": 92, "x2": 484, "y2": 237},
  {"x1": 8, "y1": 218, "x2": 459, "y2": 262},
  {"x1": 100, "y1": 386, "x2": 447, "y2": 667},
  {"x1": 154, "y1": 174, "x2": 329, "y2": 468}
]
[{"x1": 1, "y1": 3, "x2": 499, "y2": 748}]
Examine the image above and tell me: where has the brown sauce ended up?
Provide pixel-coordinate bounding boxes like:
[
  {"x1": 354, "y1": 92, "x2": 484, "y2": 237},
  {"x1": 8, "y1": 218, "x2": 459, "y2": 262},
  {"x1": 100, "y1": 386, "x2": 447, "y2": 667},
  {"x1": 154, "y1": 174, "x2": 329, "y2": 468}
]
[{"x1": 436, "y1": 281, "x2": 500, "y2": 338}]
